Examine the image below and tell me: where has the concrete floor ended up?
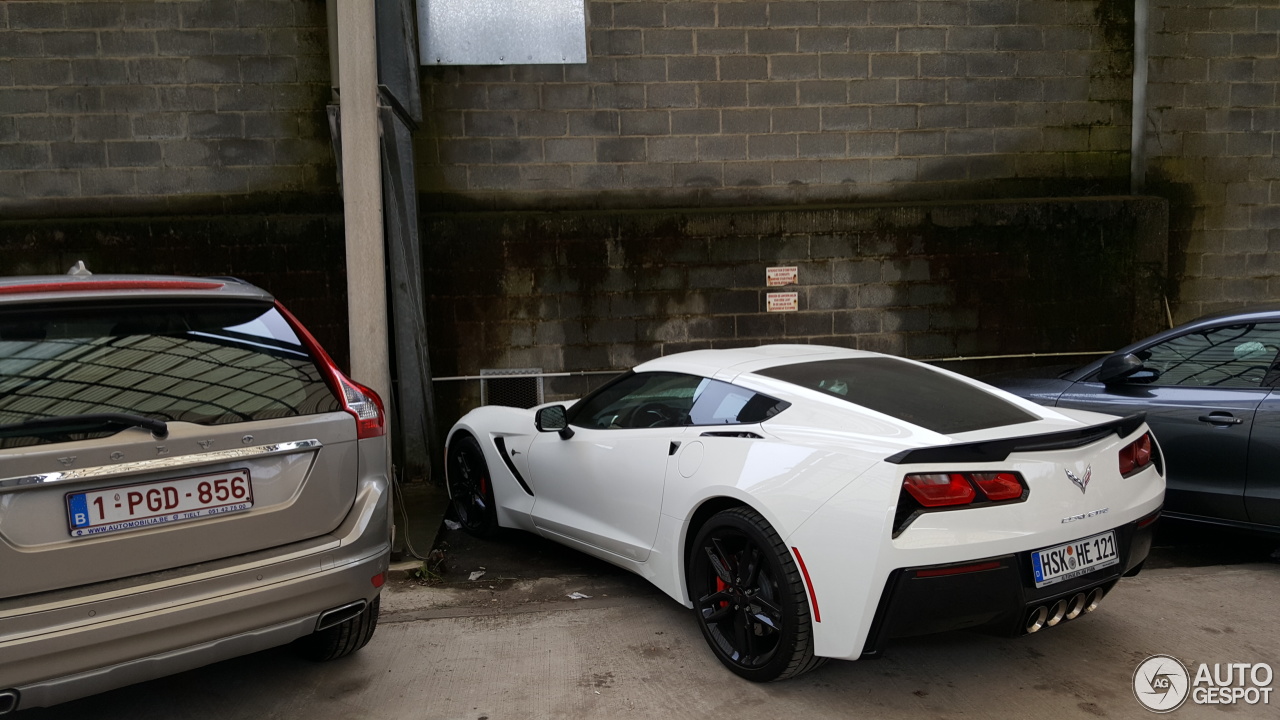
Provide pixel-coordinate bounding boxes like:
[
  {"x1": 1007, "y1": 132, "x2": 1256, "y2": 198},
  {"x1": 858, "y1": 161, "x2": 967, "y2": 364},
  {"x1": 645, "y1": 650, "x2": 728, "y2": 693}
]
[{"x1": 22, "y1": 522, "x2": 1280, "y2": 720}]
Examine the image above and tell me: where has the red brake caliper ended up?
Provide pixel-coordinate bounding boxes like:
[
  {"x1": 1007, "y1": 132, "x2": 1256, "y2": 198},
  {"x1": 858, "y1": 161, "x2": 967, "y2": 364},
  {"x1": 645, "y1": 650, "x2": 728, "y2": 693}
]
[{"x1": 716, "y1": 577, "x2": 729, "y2": 608}]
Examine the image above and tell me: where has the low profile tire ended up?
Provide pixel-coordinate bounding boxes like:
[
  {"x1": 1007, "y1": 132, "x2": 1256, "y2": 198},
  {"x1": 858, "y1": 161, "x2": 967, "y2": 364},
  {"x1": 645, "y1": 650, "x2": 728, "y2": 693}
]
[
  {"x1": 295, "y1": 596, "x2": 380, "y2": 662},
  {"x1": 446, "y1": 433, "x2": 499, "y2": 538},
  {"x1": 687, "y1": 507, "x2": 825, "y2": 682}
]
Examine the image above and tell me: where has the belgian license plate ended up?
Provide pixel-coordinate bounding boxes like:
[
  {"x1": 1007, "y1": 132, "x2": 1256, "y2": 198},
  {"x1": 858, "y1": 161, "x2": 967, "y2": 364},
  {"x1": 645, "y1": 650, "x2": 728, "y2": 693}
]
[
  {"x1": 66, "y1": 469, "x2": 253, "y2": 538},
  {"x1": 1030, "y1": 530, "x2": 1119, "y2": 588}
]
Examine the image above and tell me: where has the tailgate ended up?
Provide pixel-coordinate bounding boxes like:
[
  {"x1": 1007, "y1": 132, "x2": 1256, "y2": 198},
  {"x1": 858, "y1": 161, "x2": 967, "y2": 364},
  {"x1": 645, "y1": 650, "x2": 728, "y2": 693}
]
[
  {"x1": 0, "y1": 298, "x2": 359, "y2": 599},
  {"x1": 0, "y1": 414, "x2": 357, "y2": 599}
]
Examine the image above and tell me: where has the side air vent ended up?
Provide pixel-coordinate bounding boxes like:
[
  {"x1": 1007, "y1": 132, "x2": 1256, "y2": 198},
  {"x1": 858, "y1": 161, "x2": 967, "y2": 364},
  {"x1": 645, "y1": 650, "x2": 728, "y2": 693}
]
[{"x1": 700, "y1": 431, "x2": 764, "y2": 439}]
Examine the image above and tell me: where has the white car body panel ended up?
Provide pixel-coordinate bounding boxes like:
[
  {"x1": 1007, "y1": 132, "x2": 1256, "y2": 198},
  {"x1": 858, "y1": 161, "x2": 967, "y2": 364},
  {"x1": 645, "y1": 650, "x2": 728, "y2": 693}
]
[{"x1": 446, "y1": 345, "x2": 1166, "y2": 663}]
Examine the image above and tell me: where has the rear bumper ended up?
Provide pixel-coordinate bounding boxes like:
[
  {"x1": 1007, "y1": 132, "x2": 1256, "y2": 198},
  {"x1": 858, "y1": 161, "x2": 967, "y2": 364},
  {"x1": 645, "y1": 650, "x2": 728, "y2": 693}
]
[
  {"x1": 0, "y1": 476, "x2": 390, "y2": 711},
  {"x1": 861, "y1": 510, "x2": 1158, "y2": 657}
]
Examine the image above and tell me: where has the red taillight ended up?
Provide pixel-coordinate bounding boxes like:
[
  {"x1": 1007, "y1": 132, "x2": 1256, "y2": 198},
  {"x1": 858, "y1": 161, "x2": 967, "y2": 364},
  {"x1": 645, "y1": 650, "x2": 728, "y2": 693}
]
[
  {"x1": 971, "y1": 472, "x2": 1024, "y2": 501},
  {"x1": 904, "y1": 473, "x2": 976, "y2": 507},
  {"x1": 273, "y1": 301, "x2": 387, "y2": 440},
  {"x1": 1134, "y1": 434, "x2": 1152, "y2": 465},
  {"x1": 1119, "y1": 432, "x2": 1154, "y2": 476},
  {"x1": 0, "y1": 280, "x2": 224, "y2": 295},
  {"x1": 338, "y1": 374, "x2": 387, "y2": 439},
  {"x1": 903, "y1": 471, "x2": 1026, "y2": 508}
]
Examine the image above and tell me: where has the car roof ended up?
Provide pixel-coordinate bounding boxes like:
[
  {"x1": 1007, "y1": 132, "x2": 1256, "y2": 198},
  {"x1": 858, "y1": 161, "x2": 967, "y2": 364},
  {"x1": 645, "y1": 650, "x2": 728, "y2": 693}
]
[
  {"x1": 1187, "y1": 304, "x2": 1280, "y2": 326},
  {"x1": 634, "y1": 344, "x2": 879, "y2": 379},
  {"x1": 0, "y1": 274, "x2": 273, "y2": 305}
]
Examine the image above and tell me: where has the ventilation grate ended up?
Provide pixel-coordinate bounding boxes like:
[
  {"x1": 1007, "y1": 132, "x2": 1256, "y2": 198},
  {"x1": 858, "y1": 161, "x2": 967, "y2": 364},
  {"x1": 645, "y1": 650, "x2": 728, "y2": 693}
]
[{"x1": 480, "y1": 368, "x2": 544, "y2": 409}]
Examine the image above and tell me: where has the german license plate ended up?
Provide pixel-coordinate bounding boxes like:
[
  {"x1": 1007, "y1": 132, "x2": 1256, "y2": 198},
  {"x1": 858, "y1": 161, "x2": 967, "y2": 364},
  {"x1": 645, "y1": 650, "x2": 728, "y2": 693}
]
[
  {"x1": 66, "y1": 469, "x2": 253, "y2": 538},
  {"x1": 1030, "y1": 530, "x2": 1119, "y2": 588}
]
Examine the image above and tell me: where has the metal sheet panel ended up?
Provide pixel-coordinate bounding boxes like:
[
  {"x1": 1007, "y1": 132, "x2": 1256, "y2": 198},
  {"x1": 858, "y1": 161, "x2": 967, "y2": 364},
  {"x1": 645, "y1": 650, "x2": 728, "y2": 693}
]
[{"x1": 417, "y1": 0, "x2": 587, "y2": 65}]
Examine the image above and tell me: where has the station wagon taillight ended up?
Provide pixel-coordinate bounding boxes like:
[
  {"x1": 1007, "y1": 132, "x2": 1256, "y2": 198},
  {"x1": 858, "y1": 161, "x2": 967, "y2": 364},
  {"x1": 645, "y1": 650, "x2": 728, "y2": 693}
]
[
  {"x1": 337, "y1": 374, "x2": 387, "y2": 439},
  {"x1": 1118, "y1": 432, "x2": 1153, "y2": 476},
  {"x1": 273, "y1": 301, "x2": 386, "y2": 440}
]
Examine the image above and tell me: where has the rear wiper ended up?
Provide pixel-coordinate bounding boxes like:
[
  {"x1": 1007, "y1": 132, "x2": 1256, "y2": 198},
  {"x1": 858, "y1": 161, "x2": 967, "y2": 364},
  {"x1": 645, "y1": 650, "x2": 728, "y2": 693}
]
[{"x1": 0, "y1": 413, "x2": 169, "y2": 440}]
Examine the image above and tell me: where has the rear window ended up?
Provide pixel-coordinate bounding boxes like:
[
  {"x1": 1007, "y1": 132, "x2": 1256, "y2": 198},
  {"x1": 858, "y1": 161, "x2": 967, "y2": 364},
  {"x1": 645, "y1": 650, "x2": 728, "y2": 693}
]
[
  {"x1": 0, "y1": 301, "x2": 340, "y2": 449},
  {"x1": 755, "y1": 357, "x2": 1038, "y2": 435}
]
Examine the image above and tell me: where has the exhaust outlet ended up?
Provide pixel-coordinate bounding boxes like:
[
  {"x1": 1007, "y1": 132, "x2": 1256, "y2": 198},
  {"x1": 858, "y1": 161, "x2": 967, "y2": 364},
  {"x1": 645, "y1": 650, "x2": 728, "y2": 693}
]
[
  {"x1": 1026, "y1": 606, "x2": 1049, "y2": 633},
  {"x1": 1083, "y1": 587, "x2": 1105, "y2": 613},
  {"x1": 1045, "y1": 599, "x2": 1068, "y2": 627},
  {"x1": 315, "y1": 600, "x2": 367, "y2": 632},
  {"x1": 0, "y1": 690, "x2": 19, "y2": 715},
  {"x1": 1064, "y1": 593, "x2": 1088, "y2": 621}
]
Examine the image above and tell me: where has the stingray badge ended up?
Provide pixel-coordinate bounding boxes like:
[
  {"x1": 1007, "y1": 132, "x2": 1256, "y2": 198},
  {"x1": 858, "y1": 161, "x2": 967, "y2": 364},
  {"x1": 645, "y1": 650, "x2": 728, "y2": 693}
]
[{"x1": 1066, "y1": 466, "x2": 1091, "y2": 494}]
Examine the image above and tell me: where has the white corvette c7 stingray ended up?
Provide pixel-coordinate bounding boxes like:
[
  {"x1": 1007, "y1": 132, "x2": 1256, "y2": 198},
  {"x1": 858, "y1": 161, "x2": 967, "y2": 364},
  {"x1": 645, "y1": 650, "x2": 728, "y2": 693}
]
[{"x1": 445, "y1": 346, "x2": 1165, "y2": 681}]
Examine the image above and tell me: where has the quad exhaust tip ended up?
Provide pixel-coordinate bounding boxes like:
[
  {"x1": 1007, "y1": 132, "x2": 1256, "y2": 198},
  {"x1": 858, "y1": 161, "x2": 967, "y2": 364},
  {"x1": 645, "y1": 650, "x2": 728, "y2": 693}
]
[
  {"x1": 1026, "y1": 588, "x2": 1106, "y2": 633},
  {"x1": 1065, "y1": 593, "x2": 1088, "y2": 621},
  {"x1": 1045, "y1": 599, "x2": 1068, "y2": 627},
  {"x1": 1026, "y1": 606, "x2": 1049, "y2": 633},
  {"x1": 0, "y1": 690, "x2": 18, "y2": 715}
]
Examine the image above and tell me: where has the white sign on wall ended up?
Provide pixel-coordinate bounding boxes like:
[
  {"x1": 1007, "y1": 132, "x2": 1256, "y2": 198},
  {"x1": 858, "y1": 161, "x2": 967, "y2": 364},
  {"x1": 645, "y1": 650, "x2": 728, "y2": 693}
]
[
  {"x1": 766, "y1": 266, "x2": 798, "y2": 287},
  {"x1": 766, "y1": 292, "x2": 799, "y2": 312}
]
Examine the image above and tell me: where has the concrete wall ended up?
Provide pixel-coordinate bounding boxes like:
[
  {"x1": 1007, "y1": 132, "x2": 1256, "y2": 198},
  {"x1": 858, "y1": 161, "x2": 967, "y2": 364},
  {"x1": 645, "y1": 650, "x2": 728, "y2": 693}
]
[
  {"x1": 0, "y1": 1, "x2": 345, "y2": 361},
  {"x1": 0, "y1": 0, "x2": 335, "y2": 216},
  {"x1": 425, "y1": 197, "x2": 1168, "y2": 417},
  {"x1": 0, "y1": 213, "x2": 350, "y2": 368},
  {"x1": 417, "y1": 0, "x2": 1135, "y2": 210},
  {"x1": 1147, "y1": 1, "x2": 1280, "y2": 322}
]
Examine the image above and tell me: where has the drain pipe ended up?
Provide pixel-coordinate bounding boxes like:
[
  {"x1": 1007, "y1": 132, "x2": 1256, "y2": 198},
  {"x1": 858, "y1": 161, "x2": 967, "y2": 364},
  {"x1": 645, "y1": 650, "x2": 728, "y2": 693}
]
[{"x1": 1130, "y1": 0, "x2": 1149, "y2": 193}]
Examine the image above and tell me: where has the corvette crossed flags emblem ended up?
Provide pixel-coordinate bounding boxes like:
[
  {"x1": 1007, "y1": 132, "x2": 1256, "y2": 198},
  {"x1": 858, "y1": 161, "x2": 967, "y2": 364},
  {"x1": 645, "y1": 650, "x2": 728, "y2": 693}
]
[{"x1": 1065, "y1": 466, "x2": 1091, "y2": 494}]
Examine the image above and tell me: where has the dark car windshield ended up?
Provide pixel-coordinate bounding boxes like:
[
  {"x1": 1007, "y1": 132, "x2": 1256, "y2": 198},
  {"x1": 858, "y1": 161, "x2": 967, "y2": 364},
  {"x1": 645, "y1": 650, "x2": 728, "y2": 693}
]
[
  {"x1": 0, "y1": 300, "x2": 339, "y2": 449},
  {"x1": 756, "y1": 357, "x2": 1038, "y2": 435}
]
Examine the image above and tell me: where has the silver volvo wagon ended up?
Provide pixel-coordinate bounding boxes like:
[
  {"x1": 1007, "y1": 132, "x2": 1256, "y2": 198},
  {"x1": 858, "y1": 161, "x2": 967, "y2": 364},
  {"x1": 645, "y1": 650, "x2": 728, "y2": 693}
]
[{"x1": 0, "y1": 270, "x2": 390, "y2": 712}]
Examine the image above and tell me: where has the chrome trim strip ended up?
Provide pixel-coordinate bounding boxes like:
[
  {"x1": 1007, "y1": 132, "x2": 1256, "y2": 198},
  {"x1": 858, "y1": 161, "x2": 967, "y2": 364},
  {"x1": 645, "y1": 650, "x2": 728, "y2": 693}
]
[{"x1": 0, "y1": 439, "x2": 323, "y2": 490}]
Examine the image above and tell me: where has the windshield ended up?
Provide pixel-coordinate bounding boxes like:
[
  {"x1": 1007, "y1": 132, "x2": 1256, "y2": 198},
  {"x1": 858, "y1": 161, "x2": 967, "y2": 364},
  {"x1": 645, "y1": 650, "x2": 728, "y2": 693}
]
[{"x1": 0, "y1": 301, "x2": 340, "y2": 449}]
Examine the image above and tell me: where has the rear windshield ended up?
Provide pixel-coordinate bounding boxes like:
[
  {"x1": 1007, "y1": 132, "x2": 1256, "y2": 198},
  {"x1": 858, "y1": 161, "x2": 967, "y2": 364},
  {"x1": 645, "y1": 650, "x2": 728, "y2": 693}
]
[
  {"x1": 755, "y1": 357, "x2": 1038, "y2": 435},
  {"x1": 0, "y1": 301, "x2": 340, "y2": 448}
]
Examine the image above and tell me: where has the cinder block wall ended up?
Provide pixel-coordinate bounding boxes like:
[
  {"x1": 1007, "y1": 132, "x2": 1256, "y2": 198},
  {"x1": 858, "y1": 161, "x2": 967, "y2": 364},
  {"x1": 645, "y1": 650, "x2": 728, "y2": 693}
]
[
  {"x1": 0, "y1": 214, "x2": 350, "y2": 368},
  {"x1": 1148, "y1": 1, "x2": 1280, "y2": 322},
  {"x1": 0, "y1": 0, "x2": 335, "y2": 216},
  {"x1": 418, "y1": 0, "x2": 1135, "y2": 209},
  {"x1": 425, "y1": 197, "x2": 1168, "y2": 418},
  {"x1": 0, "y1": 1, "x2": 345, "y2": 360}
]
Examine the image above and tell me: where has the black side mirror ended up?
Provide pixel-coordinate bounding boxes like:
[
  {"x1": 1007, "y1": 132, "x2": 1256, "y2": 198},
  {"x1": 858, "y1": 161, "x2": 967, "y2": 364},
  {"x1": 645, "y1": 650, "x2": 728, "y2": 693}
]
[
  {"x1": 535, "y1": 405, "x2": 574, "y2": 439},
  {"x1": 1098, "y1": 352, "x2": 1156, "y2": 385}
]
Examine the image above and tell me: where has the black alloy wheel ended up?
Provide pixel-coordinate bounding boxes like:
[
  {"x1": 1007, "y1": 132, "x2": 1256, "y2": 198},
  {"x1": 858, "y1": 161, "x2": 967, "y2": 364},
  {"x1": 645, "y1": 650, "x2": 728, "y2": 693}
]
[
  {"x1": 687, "y1": 507, "x2": 825, "y2": 682},
  {"x1": 446, "y1": 433, "x2": 498, "y2": 537}
]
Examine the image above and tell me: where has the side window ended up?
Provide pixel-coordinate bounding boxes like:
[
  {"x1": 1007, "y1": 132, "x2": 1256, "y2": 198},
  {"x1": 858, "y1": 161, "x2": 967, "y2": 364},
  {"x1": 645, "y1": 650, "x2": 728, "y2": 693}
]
[
  {"x1": 1140, "y1": 323, "x2": 1280, "y2": 388},
  {"x1": 567, "y1": 373, "x2": 791, "y2": 429},
  {"x1": 569, "y1": 372, "x2": 705, "y2": 429},
  {"x1": 687, "y1": 380, "x2": 789, "y2": 425}
]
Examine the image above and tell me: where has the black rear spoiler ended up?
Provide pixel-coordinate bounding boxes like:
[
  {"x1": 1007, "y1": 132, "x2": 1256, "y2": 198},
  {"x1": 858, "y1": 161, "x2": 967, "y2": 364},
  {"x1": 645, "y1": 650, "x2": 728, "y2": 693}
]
[{"x1": 885, "y1": 413, "x2": 1147, "y2": 465}]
